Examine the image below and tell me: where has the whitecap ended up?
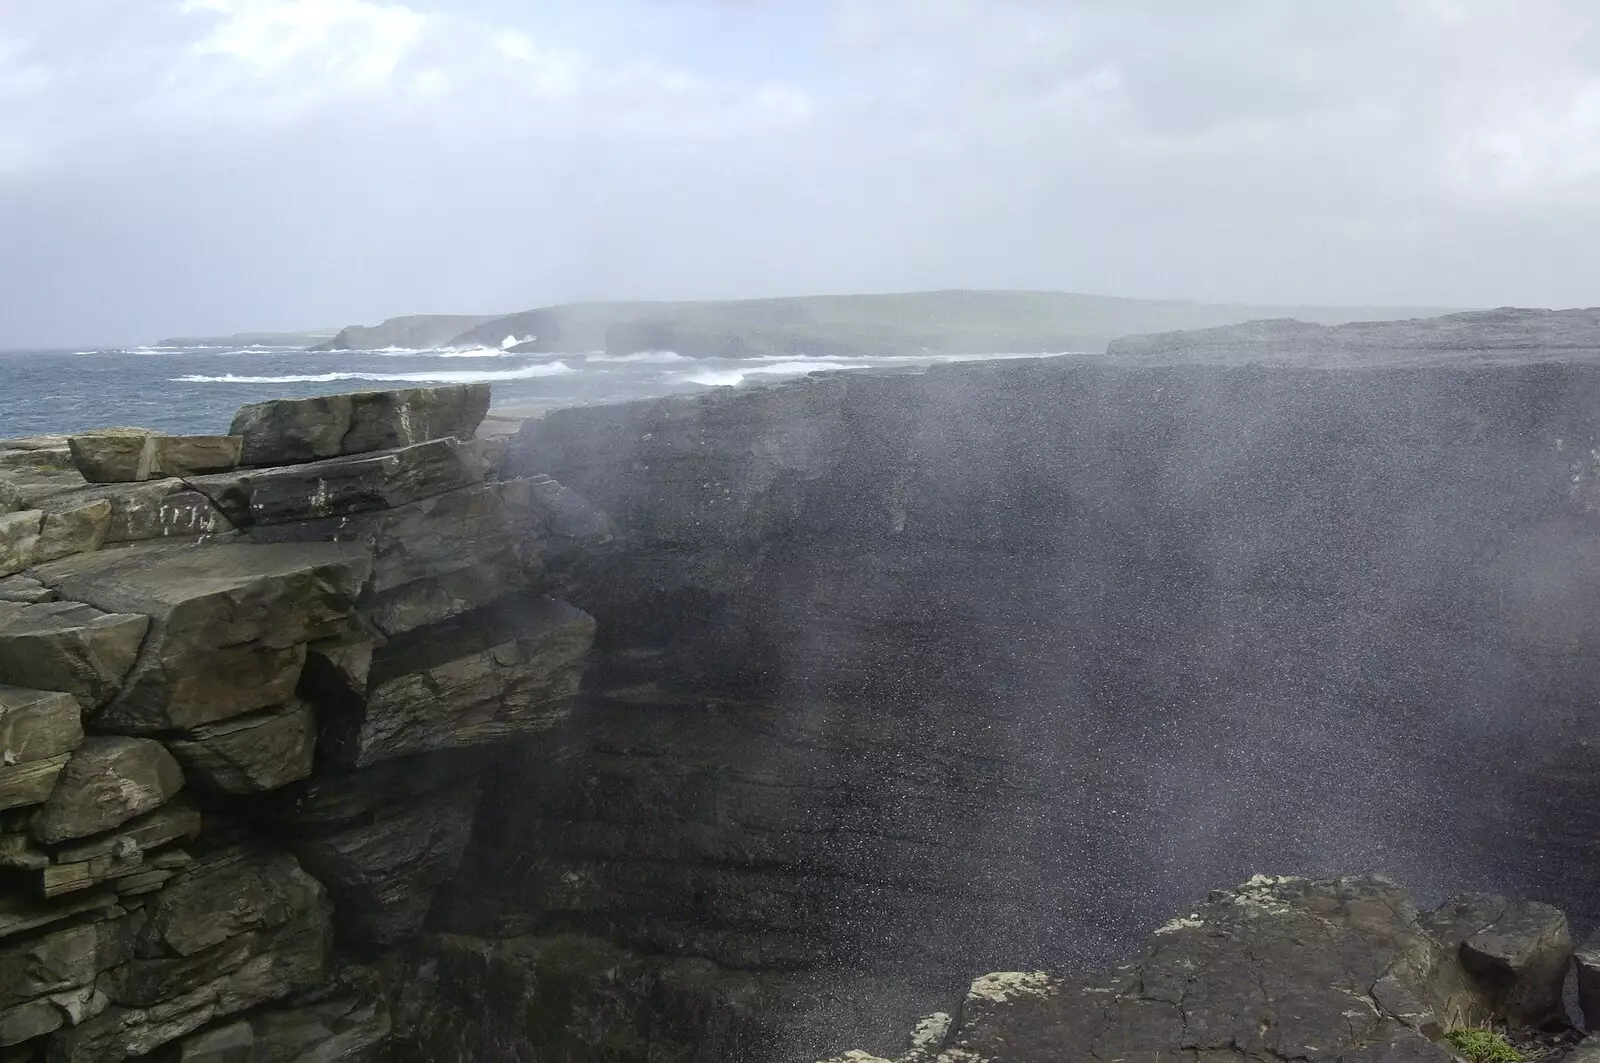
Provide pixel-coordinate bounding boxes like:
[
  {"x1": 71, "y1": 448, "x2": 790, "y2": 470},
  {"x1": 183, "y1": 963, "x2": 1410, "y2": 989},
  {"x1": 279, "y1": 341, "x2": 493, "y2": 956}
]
[
  {"x1": 679, "y1": 369, "x2": 746, "y2": 387},
  {"x1": 173, "y1": 362, "x2": 576, "y2": 385},
  {"x1": 585, "y1": 351, "x2": 688, "y2": 364},
  {"x1": 744, "y1": 360, "x2": 871, "y2": 376}
]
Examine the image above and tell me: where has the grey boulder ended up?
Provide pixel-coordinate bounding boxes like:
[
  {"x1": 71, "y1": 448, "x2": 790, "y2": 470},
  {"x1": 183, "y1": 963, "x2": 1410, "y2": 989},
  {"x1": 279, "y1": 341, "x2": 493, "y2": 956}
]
[
  {"x1": 0, "y1": 510, "x2": 42, "y2": 578},
  {"x1": 229, "y1": 384, "x2": 491, "y2": 466},
  {"x1": 30, "y1": 737, "x2": 185, "y2": 844},
  {"x1": 1425, "y1": 892, "x2": 1573, "y2": 1026},
  {"x1": 0, "y1": 599, "x2": 149, "y2": 711},
  {"x1": 321, "y1": 597, "x2": 594, "y2": 768},
  {"x1": 165, "y1": 702, "x2": 316, "y2": 795},
  {"x1": 34, "y1": 541, "x2": 371, "y2": 732}
]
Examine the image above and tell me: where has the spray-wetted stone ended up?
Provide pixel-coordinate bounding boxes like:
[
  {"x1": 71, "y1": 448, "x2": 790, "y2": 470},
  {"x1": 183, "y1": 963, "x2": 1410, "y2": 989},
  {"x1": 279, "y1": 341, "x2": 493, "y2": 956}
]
[
  {"x1": 1425, "y1": 893, "x2": 1573, "y2": 1026},
  {"x1": 321, "y1": 597, "x2": 593, "y2": 768}
]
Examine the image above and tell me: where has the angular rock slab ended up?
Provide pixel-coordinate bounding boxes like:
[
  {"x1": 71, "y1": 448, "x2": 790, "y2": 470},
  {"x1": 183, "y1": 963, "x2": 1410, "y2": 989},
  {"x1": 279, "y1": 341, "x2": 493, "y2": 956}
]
[
  {"x1": 165, "y1": 702, "x2": 315, "y2": 795},
  {"x1": 246, "y1": 748, "x2": 488, "y2": 945},
  {"x1": 322, "y1": 596, "x2": 594, "y2": 768},
  {"x1": 1426, "y1": 892, "x2": 1572, "y2": 1026},
  {"x1": 168, "y1": 964, "x2": 391, "y2": 1063},
  {"x1": 34, "y1": 541, "x2": 371, "y2": 732},
  {"x1": 0, "y1": 921, "x2": 131, "y2": 1046},
  {"x1": 0, "y1": 511, "x2": 43, "y2": 579},
  {"x1": 230, "y1": 384, "x2": 491, "y2": 466},
  {"x1": 246, "y1": 480, "x2": 532, "y2": 635},
  {"x1": 51, "y1": 848, "x2": 332, "y2": 1062},
  {"x1": 192, "y1": 437, "x2": 488, "y2": 528},
  {"x1": 0, "y1": 600, "x2": 148, "y2": 711},
  {"x1": 68, "y1": 434, "x2": 242, "y2": 484},
  {"x1": 0, "y1": 686, "x2": 83, "y2": 768},
  {"x1": 0, "y1": 576, "x2": 55, "y2": 604},
  {"x1": 66, "y1": 430, "x2": 159, "y2": 484},
  {"x1": 31, "y1": 737, "x2": 184, "y2": 844},
  {"x1": 33, "y1": 500, "x2": 111, "y2": 564},
  {"x1": 0, "y1": 756, "x2": 70, "y2": 813}
]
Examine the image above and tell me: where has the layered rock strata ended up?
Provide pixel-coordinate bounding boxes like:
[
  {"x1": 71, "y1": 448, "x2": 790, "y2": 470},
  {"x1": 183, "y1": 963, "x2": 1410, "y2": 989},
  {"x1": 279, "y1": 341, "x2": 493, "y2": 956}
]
[{"x1": 0, "y1": 383, "x2": 596, "y2": 1061}]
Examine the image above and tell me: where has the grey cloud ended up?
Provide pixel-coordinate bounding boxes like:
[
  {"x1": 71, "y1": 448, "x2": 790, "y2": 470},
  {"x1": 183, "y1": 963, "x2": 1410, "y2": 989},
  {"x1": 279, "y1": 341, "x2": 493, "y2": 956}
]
[{"x1": 3, "y1": 0, "x2": 1600, "y2": 347}]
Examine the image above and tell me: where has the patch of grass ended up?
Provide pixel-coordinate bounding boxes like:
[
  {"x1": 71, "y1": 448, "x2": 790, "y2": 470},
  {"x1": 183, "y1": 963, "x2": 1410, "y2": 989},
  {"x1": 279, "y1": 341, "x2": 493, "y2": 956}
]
[{"x1": 1445, "y1": 1028, "x2": 1525, "y2": 1063}]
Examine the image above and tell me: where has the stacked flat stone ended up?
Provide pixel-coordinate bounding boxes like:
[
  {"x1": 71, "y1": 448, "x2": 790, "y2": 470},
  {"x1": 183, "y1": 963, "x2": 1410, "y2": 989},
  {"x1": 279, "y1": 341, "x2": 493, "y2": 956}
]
[{"x1": 0, "y1": 384, "x2": 597, "y2": 1061}]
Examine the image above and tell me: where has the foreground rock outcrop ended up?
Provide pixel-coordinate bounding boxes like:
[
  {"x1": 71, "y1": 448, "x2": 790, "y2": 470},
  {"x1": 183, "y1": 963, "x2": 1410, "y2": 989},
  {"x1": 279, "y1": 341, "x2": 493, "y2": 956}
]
[
  {"x1": 0, "y1": 382, "x2": 596, "y2": 1061},
  {"x1": 819, "y1": 874, "x2": 1577, "y2": 1063}
]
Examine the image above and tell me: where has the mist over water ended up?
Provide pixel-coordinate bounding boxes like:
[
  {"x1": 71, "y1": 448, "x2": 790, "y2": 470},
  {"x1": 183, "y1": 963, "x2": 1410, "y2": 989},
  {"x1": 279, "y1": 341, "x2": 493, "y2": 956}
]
[{"x1": 0, "y1": 345, "x2": 1081, "y2": 437}]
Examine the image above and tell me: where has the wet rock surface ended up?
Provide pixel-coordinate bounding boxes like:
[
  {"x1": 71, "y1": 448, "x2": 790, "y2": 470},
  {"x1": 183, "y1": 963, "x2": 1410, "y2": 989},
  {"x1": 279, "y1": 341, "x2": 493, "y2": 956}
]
[{"x1": 819, "y1": 875, "x2": 1566, "y2": 1063}]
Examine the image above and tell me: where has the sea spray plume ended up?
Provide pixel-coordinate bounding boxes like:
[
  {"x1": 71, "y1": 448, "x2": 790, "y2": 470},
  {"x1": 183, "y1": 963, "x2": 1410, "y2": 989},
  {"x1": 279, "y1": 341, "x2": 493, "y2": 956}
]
[{"x1": 472, "y1": 334, "x2": 1600, "y2": 1059}]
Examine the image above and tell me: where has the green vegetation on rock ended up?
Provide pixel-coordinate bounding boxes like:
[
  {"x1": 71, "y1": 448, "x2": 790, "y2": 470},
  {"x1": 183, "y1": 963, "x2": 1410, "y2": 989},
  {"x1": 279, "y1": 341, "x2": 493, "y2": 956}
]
[{"x1": 1444, "y1": 1028, "x2": 1525, "y2": 1063}]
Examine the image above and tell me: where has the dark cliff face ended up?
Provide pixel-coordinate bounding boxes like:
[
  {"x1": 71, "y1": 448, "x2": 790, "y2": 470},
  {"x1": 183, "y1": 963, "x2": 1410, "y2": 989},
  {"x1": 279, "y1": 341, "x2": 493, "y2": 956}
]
[{"x1": 482, "y1": 358, "x2": 1600, "y2": 991}]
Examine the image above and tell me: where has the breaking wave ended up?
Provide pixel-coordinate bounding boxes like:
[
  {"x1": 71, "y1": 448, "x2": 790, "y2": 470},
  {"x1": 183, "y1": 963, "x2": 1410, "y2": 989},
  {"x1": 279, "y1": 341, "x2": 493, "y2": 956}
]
[
  {"x1": 173, "y1": 362, "x2": 576, "y2": 385},
  {"x1": 585, "y1": 351, "x2": 688, "y2": 364}
]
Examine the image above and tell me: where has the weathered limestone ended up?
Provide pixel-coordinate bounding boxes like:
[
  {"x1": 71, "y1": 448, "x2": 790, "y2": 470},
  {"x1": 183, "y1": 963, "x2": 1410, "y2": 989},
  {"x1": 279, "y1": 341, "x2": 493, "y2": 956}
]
[
  {"x1": 247, "y1": 750, "x2": 488, "y2": 946},
  {"x1": 30, "y1": 737, "x2": 184, "y2": 844},
  {"x1": 0, "y1": 686, "x2": 83, "y2": 814},
  {"x1": 0, "y1": 758, "x2": 70, "y2": 814},
  {"x1": 0, "y1": 385, "x2": 623, "y2": 1059},
  {"x1": 68, "y1": 433, "x2": 242, "y2": 484},
  {"x1": 0, "y1": 890, "x2": 122, "y2": 945},
  {"x1": 1424, "y1": 893, "x2": 1572, "y2": 1026},
  {"x1": 0, "y1": 601, "x2": 148, "y2": 711},
  {"x1": 0, "y1": 917, "x2": 135, "y2": 1046},
  {"x1": 820, "y1": 875, "x2": 1502, "y2": 1063},
  {"x1": 48, "y1": 847, "x2": 333, "y2": 1063},
  {"x1": 246, "y1": 480, "x2": 532, "y2": 635},
  {"x1": 321, "y1": 597, "x2": 594, "y2": 769},
  {"x1": 0, "y1": 577, "x2": 54, "y2": 604},
  {"x1": 65, "y1": 431, "x2": 157, "y2": 485},
  {"x1": 33, "y1": 542, "x2": 371, "y2": 732},
  {"x1": 167, "y1": 963, "x2": 390, "y2": 1062},
  {"x1": 192, "y1": 437, "x2": 488, "y2": 528},
  {"x1": 32, "y1": 502, "x2": 111, "y2": 565},
  {"x1": 0, "y1": 511, "x2": 43, "y2": 578},
  {"x1": 230, "y1": 384, "x2": 490, "y2": 466},
  {"x1": 0, "y1": 687, "x2": 83, "y2": 773},
  {"x1": 165, "y1": 702, "x2": 315, "y2": 795}
]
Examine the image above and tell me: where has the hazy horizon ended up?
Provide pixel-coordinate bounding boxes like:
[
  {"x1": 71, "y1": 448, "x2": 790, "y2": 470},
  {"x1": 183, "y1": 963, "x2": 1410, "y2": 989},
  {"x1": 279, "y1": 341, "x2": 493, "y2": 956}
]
[{"x1": 5, "y1": 1, "x2": 1600, "y2": 347}]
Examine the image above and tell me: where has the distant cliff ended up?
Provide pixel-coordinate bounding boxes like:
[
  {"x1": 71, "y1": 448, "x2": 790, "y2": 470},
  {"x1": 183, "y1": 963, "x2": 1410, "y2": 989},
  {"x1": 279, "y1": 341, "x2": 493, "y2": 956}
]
[
  {"x1": 153, "y1": 328, "x2": 340, "y2": 348},
  {"x1": 447, "y1": 290, "x2": 1463, "y2": 357},
  {"x1": 312, "y1": 314, "x2": 505, "y2": 351},
  {"x1": 1107, "y1": 306, "x2": 1600, "y2": 363}
]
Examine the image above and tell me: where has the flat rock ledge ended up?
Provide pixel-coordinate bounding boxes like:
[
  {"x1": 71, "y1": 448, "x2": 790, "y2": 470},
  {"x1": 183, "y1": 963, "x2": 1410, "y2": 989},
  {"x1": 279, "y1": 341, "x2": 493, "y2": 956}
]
[{"x1": 820, "y1": 874, "x2": 1582, "y2": 1063}]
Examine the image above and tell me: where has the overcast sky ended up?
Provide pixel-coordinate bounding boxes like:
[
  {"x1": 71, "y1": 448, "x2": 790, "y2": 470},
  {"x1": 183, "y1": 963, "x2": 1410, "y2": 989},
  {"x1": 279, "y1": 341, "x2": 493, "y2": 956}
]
[{"x1": 3, "y1": 0, "x2": 1599, "y2": 346}]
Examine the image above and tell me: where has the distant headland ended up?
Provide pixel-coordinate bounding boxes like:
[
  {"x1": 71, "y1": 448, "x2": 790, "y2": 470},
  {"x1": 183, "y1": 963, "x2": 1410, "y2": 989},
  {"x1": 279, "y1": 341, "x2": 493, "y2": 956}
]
[{"x1": 156, "y1": 290, "x2": 1464, "y2": 356}]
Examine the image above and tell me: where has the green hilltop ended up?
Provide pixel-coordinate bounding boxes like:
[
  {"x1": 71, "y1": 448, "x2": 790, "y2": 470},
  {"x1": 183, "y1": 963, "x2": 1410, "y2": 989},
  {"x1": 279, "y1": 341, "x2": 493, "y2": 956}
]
[{"x1": 176, "y1": 291, "x2": 1469, "y2": 356}]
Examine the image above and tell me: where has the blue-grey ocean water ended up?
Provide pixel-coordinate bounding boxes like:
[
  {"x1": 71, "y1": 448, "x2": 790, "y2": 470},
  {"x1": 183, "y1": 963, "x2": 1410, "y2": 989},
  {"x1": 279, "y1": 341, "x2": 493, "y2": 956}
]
[{"x1": 0, "y1": 344, "x2": 1071, "y2": 438}]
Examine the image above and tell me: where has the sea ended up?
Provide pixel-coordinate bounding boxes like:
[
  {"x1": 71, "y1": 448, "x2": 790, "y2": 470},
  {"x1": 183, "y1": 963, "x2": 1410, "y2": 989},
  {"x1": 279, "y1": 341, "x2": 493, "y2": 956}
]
[{"x1": 0, "y1": 344, "x2": 1078, "y2": 439}]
